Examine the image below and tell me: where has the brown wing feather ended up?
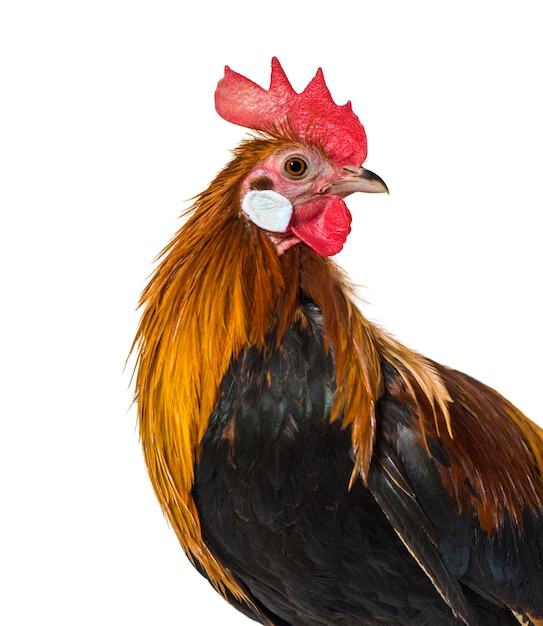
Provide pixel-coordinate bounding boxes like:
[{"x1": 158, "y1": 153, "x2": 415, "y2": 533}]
[{"x1": 428, "y1": 363, "x2": 543, "y2": 532}]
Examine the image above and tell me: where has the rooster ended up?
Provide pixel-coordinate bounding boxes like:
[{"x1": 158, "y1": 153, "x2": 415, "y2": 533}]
[{"x1": 132, "y1": 59, "x2": 543, "y2": 625}]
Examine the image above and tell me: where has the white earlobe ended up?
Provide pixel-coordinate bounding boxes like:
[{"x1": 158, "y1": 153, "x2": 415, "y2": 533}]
[{"x1": 241, "y1": 190, "x2": 292, "y2": 233}]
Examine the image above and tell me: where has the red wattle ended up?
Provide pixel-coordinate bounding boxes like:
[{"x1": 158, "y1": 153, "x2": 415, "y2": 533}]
[{"x1": 290, "y1": 196, "x2": 352, "y2": 257}]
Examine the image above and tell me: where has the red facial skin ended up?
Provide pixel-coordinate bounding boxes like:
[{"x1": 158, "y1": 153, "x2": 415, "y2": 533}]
[{"x1": 239, "y1": 144, "x2": 387, "y2": 257}]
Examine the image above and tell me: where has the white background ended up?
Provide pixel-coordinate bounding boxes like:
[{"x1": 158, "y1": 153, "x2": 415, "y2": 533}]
[{"x1": 1, "y1": 1, "x2": 541, "y2": 624}]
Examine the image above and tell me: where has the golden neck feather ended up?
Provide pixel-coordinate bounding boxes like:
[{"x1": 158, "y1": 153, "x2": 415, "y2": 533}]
[{"x1": 131, "y1": 139, "x2": 452, "y2": 598}]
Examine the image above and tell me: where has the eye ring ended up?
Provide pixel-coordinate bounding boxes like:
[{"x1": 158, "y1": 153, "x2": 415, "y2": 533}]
[{"x1": 283, "y1": 155, "x2": 308, "y2": 178}]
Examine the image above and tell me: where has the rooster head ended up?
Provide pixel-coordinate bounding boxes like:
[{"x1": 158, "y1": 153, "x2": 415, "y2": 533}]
[{"x1": 215, "y1": 58, "x2": 388, "y2": 257}]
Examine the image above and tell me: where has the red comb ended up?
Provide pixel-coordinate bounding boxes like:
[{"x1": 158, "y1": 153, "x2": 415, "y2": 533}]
[{"x1": 215, "y1": 58, "x2": 367, "y2": 166}]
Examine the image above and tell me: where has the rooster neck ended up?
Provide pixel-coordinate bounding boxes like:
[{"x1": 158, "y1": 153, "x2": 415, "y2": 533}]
[{"x1": 133, "y1": 189, "x2": 453, "y2": 600}]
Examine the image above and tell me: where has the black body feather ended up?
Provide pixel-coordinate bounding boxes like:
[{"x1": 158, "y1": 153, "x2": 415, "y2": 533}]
[{"x1": 192, "y1": 303, "x2": 543, "y2": 625}]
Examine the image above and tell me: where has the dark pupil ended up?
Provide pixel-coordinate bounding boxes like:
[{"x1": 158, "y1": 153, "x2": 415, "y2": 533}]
[{"x1": 288, "y1": 159, "x2": 304, "y2": 174}]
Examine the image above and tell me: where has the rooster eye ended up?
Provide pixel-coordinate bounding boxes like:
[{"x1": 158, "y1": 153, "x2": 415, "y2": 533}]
[{"x1": 283, "y1": 156, "x2": 308, "y2": 178}]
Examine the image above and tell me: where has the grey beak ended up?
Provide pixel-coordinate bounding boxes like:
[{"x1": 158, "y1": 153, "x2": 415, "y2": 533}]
[{"x1": 329, "y1": 166, "x2": 389, "y2": 197}]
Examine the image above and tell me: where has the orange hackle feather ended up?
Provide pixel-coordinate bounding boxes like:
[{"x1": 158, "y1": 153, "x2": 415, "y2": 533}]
[{"x1": 133, "y1": 133, "x2": 454, "y2": 598}]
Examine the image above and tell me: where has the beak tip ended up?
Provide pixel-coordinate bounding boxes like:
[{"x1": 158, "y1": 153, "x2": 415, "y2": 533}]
[{"x1": 358, "y1": 167, "x2": 389, "y2": 195}]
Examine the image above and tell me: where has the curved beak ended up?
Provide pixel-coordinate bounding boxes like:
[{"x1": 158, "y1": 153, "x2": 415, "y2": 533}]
[{"x1": 328, "y1": 166, "x2": 389, "y2": 197}]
